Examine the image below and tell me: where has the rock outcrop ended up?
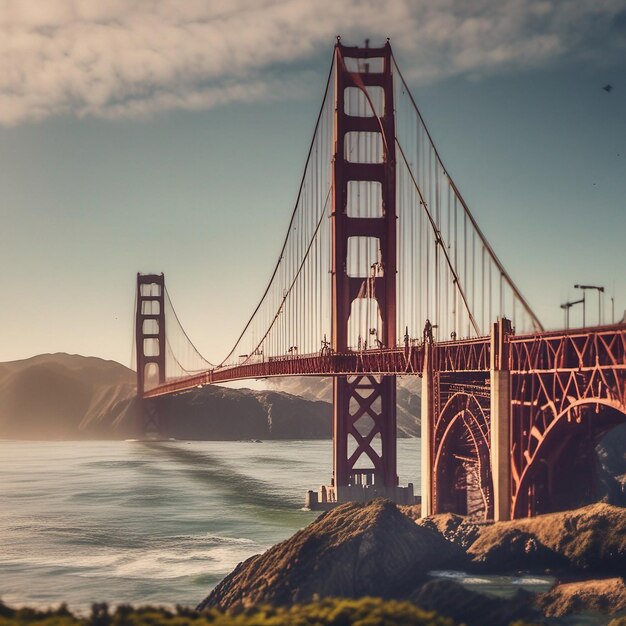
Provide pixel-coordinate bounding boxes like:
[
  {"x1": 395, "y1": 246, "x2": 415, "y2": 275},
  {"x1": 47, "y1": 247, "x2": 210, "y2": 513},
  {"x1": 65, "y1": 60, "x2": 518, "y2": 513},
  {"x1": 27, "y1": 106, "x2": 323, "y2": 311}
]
[
  {"x1": 197, "y1": 499, "x2": 462, "y2": 611},
  {"x1": 467, "y1": 503, "x2": 626, "y2": 574},
  {"x1": 414, "y1": 512, "x2": 480, "y2": 551},
  {"x1": 468, "y1": 526, "x2": 567, "y2": 573},
  {"x1": 536, "y1": 577, "x2": 626, "y2": 617},
  {"x1": 198, "y1": 498, "x2": 626, "y2": 621}
]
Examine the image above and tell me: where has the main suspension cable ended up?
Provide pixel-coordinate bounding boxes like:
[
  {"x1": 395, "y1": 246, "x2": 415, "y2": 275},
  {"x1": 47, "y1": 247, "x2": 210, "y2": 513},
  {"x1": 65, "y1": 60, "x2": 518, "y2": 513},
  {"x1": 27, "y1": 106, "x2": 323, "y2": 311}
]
[{"x1": 391, "y1": 53, "x2": 543, "y2": 332}]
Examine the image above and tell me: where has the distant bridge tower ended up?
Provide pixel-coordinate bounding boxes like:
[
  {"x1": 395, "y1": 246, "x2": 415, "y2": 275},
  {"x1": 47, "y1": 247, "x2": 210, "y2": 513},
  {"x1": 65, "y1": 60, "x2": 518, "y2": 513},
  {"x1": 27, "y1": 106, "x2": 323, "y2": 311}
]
[
  {"x1": 135, "y1": 273, "x2": 166, "y2": 437},
  {"x1": 308, "y1": 41, "x2": 413, "y2": 507}
]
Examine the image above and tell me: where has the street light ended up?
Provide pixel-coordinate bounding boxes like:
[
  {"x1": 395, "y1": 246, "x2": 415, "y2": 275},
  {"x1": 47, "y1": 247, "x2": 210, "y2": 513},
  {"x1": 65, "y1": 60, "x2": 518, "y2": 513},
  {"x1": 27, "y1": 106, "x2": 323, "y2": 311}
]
[
  {"x1": 574, "y1": 284, "x2": 604, "y2": 326},
  {"x1": 560, "y1": 298, "x2": 584, "y2": 329}
]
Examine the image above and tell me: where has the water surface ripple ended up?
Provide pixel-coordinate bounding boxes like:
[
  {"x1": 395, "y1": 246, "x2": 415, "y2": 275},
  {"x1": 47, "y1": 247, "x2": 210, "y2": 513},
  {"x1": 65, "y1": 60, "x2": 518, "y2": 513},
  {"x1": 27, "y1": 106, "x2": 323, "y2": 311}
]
[{"x1": 1, "y1": 439, "x2": 420, "y2": 610}]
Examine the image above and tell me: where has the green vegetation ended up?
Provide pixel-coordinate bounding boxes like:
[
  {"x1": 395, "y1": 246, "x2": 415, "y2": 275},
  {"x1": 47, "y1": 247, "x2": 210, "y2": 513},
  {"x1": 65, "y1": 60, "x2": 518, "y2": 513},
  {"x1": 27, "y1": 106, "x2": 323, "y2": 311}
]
[{"x1": 0, "y1": 598, "x2": 461, "y2": 626}]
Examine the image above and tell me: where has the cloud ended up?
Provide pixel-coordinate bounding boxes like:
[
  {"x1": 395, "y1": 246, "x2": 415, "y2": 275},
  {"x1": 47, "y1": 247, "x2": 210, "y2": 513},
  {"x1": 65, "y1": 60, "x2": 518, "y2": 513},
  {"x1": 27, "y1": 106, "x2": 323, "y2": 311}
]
[{"x1": 1, "y1": 0, "x2": 625, "y2": 125}]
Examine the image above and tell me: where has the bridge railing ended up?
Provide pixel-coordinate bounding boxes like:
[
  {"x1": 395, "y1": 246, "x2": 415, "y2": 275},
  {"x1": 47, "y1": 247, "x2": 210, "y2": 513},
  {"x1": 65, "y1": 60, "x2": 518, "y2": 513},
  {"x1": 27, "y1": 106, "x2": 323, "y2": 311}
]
[
  {"x1": 144, "y1": 347, "x2": 426, "y2": 397},
  {"x1": 142, "y1": 326, "x2": 624, "y2": 398},
  {"x1": 432, "y1": 337, "x2": 491, "y2": 373},
  {"x1": 509, "y1": 323, "x2": 626, "y2": 373},
  {"x1": 142, "y1": 336, "x2": 509, "y2": 398}
]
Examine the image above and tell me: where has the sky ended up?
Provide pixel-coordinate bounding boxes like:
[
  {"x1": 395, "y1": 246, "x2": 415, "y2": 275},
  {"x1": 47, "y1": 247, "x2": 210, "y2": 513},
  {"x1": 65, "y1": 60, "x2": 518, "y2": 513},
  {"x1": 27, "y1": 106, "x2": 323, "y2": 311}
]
[{"x1": 1, "y1": 0, "x2": 626, "y2": 367}]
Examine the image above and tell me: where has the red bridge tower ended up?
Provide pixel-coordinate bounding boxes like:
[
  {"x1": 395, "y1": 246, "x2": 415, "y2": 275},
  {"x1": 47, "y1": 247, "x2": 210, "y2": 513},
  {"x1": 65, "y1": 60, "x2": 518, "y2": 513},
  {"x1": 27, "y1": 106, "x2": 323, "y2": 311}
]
[
  {"x1": 307, "y1": 41, "x2": 414, "y2": 508},
  {"x1": 135, "y1": 273, "x2": 166, "y2": 437}
]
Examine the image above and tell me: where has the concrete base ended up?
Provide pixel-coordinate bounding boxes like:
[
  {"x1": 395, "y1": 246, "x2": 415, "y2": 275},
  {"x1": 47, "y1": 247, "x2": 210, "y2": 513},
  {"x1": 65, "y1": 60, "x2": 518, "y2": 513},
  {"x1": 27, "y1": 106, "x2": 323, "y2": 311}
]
[
  {"x1": 305, "y1": 483, "x2": 417, "y2": 511},
  {"x1": 490, "y1": 368, "x2": 511, "y2": 521}
]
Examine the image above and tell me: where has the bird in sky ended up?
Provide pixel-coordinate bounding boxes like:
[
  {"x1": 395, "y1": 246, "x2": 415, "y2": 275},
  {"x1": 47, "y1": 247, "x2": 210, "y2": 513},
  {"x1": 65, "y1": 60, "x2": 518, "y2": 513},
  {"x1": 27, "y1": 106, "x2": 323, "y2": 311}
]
[{"x1": 603, "y1": 84, "x2": 613, "y2": 93}]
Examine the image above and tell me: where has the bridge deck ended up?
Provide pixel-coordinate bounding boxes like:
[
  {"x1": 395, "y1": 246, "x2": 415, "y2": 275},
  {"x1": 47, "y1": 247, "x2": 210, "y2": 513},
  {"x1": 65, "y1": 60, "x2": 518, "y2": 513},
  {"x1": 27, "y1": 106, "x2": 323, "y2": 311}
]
[{"x1": 142, "y1": 324, "x2": 626, "y2": 399}]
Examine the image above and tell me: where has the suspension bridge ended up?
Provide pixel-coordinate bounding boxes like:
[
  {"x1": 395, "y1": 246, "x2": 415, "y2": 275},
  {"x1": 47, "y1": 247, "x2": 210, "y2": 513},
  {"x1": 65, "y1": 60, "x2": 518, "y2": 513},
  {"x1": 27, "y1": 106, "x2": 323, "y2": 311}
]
[{"x1": 133, "y1": 40, "x2": 626, "y2": 521}]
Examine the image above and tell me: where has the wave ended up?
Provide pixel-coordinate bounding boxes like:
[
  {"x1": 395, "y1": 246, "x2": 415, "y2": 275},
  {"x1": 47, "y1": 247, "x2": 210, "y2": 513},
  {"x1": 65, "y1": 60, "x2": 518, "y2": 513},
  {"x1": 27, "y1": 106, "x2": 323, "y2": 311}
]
[
  {"x1": 1, "y1": 551, "x2": 124, "y2": 570},
  {"x1": 428, "y1": 570, "x2": 466, "y2": 579},
  {"x1": 429, "y1": 570, "x2": 554, "y2": 590},
  {"x1": 1, "y1": 534, "x2": 266, "y2": 581},
  {"x1": 0, "y1": 439, "x2": 327, "y2": 609},
  {"x1": 455, "y1": 576, "x2": 496, "y2": 585},
  {"x1": 110, "y1": 545, "x2": 261, "y2": 580},
  {"x1": 511, "y1": 575, "x2": 554, "y2": 586}
]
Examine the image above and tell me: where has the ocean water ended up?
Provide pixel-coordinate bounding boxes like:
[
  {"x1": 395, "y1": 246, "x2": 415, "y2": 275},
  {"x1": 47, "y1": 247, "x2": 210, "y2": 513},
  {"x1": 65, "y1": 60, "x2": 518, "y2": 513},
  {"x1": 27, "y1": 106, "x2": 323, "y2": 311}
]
[
  {"x1": 1, "y1": 439, "x2": 564, "y2": 616},
  {"x1": 1, "y1": 439, "x2": 422, "y2": 611}
]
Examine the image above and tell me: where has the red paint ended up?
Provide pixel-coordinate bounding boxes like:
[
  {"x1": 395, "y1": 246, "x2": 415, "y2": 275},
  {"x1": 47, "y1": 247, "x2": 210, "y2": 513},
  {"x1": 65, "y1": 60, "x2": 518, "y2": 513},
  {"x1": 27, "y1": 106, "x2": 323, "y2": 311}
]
[
  {"x1": 329, "y1": 42, "x2": 399, "y2": 492},
  {"x1": 136, "y1": 273, "x2": 166, "y2": 436}
]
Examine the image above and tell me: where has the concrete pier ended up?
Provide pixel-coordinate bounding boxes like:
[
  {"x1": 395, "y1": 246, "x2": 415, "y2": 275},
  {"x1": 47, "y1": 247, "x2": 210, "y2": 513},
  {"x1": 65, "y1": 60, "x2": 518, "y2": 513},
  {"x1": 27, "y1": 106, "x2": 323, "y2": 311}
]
[
  {"x1": 490, "y1": 320, "x2": 512, "y2": 521},
  {"x1": 305, "y1": 482, "x2": 416, "y2": 511}
]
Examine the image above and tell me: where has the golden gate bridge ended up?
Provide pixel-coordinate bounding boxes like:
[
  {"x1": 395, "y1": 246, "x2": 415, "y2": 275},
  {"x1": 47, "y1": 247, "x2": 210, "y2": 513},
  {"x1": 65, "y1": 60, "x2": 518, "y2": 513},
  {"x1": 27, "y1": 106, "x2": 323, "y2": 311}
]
[{"x1": 132, "y1": 40, "x2": 626, "y2": 521}]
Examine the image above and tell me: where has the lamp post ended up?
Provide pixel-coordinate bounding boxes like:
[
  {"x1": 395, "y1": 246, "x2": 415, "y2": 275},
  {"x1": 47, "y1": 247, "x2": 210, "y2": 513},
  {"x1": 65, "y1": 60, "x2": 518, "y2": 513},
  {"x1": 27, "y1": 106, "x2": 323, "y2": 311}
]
[
  {"x1": 560, "y1": 298, "x2": 584, "y2": 329},
  {"x1": 574, "y1": 285, "x2": 604, "y2": 326}
]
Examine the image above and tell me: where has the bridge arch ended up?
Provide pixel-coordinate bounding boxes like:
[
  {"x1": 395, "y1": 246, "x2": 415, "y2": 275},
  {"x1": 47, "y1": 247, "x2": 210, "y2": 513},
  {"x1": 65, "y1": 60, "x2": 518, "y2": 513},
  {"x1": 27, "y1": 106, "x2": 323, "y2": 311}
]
[
  {"x1": 433, "y1": 391, "x2": 493, "y2": 520},
  {"x1": 512, "y1": 396, "x2": 626, "y2": 518}
]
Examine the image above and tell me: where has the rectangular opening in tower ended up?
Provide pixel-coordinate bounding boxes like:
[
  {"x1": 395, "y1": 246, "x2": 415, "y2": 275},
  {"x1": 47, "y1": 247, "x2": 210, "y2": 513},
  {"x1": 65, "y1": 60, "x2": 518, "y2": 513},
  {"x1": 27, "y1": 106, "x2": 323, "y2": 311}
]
[
  {"x1": 347, "y1": 236, "x2": 382, "y2": 277},
  {"x1": 343, "y1": 57, "x2": 384, "y2": 73},
  {"x1": 142, "y1": 319, "x2": 159, "y2": 335},
  {"x1": 143, "y1": 338, "x2": 160, "y2": 357},
  {"x1": 347, "y1": 180, "x2": 383, "y2": 217},
  {"x1": 348, "y1": 298, "x2": 382, "y2": 350},
  {"x1": 143, "y1": 362, "x2": 160, "y2": 390},
  {"x1": 345, "y1": 131, "x2": 384, "y2": 164},
  {"x1": 344, "y1": 86, "x2": 384, "y2": 117},
  {"x1": 141, "y1": 300, "x2": 160, "y2": 315},
  {"x1": 140, "y1": 283, "x2": 161, "y2": 297}
]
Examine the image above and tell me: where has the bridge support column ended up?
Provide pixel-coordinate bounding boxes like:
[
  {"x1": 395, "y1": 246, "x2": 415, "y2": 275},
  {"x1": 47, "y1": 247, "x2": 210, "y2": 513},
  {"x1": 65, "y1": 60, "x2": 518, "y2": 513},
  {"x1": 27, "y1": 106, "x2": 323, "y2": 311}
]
[
  {"x1": 135, "y1": 273, "x2": 166, "y2": 438},
  {"x1": 420, "y1": 339, "x2": 434, "y2": 517},
  {"x1": 332, "y1": 375, "x2": 400, "y2": 501},
  {"x1": 490, "y1": 319, "x2": 512, "y2": 521}
]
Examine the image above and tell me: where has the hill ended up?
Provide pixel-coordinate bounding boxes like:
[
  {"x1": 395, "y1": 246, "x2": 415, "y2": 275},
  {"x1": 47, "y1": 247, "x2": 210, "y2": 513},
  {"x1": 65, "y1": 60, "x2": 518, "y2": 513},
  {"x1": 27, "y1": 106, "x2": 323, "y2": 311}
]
[
  {"x1": 0, "y1": 354, "x2": 331, "y2": 440},
  {"x1": 0, "y1": 353, "x2": 136, "y2": 439}
]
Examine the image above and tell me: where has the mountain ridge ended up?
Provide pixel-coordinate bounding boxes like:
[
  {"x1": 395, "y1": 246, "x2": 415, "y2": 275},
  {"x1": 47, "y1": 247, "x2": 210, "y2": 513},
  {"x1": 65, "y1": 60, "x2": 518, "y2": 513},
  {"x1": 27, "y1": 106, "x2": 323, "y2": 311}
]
[{"x1": 0, "y1": 353, "x2": 334, "y2": 440}]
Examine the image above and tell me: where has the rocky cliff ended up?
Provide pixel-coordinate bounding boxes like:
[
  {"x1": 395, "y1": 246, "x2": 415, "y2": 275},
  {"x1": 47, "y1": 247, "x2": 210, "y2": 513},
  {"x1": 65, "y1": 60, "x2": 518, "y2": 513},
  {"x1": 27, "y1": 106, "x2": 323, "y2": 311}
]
[
  {"x1": 465, "y1": 502, "x2": 626, "y2": 574},
  {"x1": 198, "y1": 499, "x2": 461, "y2": 611},
  {"x1": 198, "y1": 499, "x2": 626, "y2": 623},
  {"x1": 536, "y1": 577, "x2": 626, "y2": 617}
]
